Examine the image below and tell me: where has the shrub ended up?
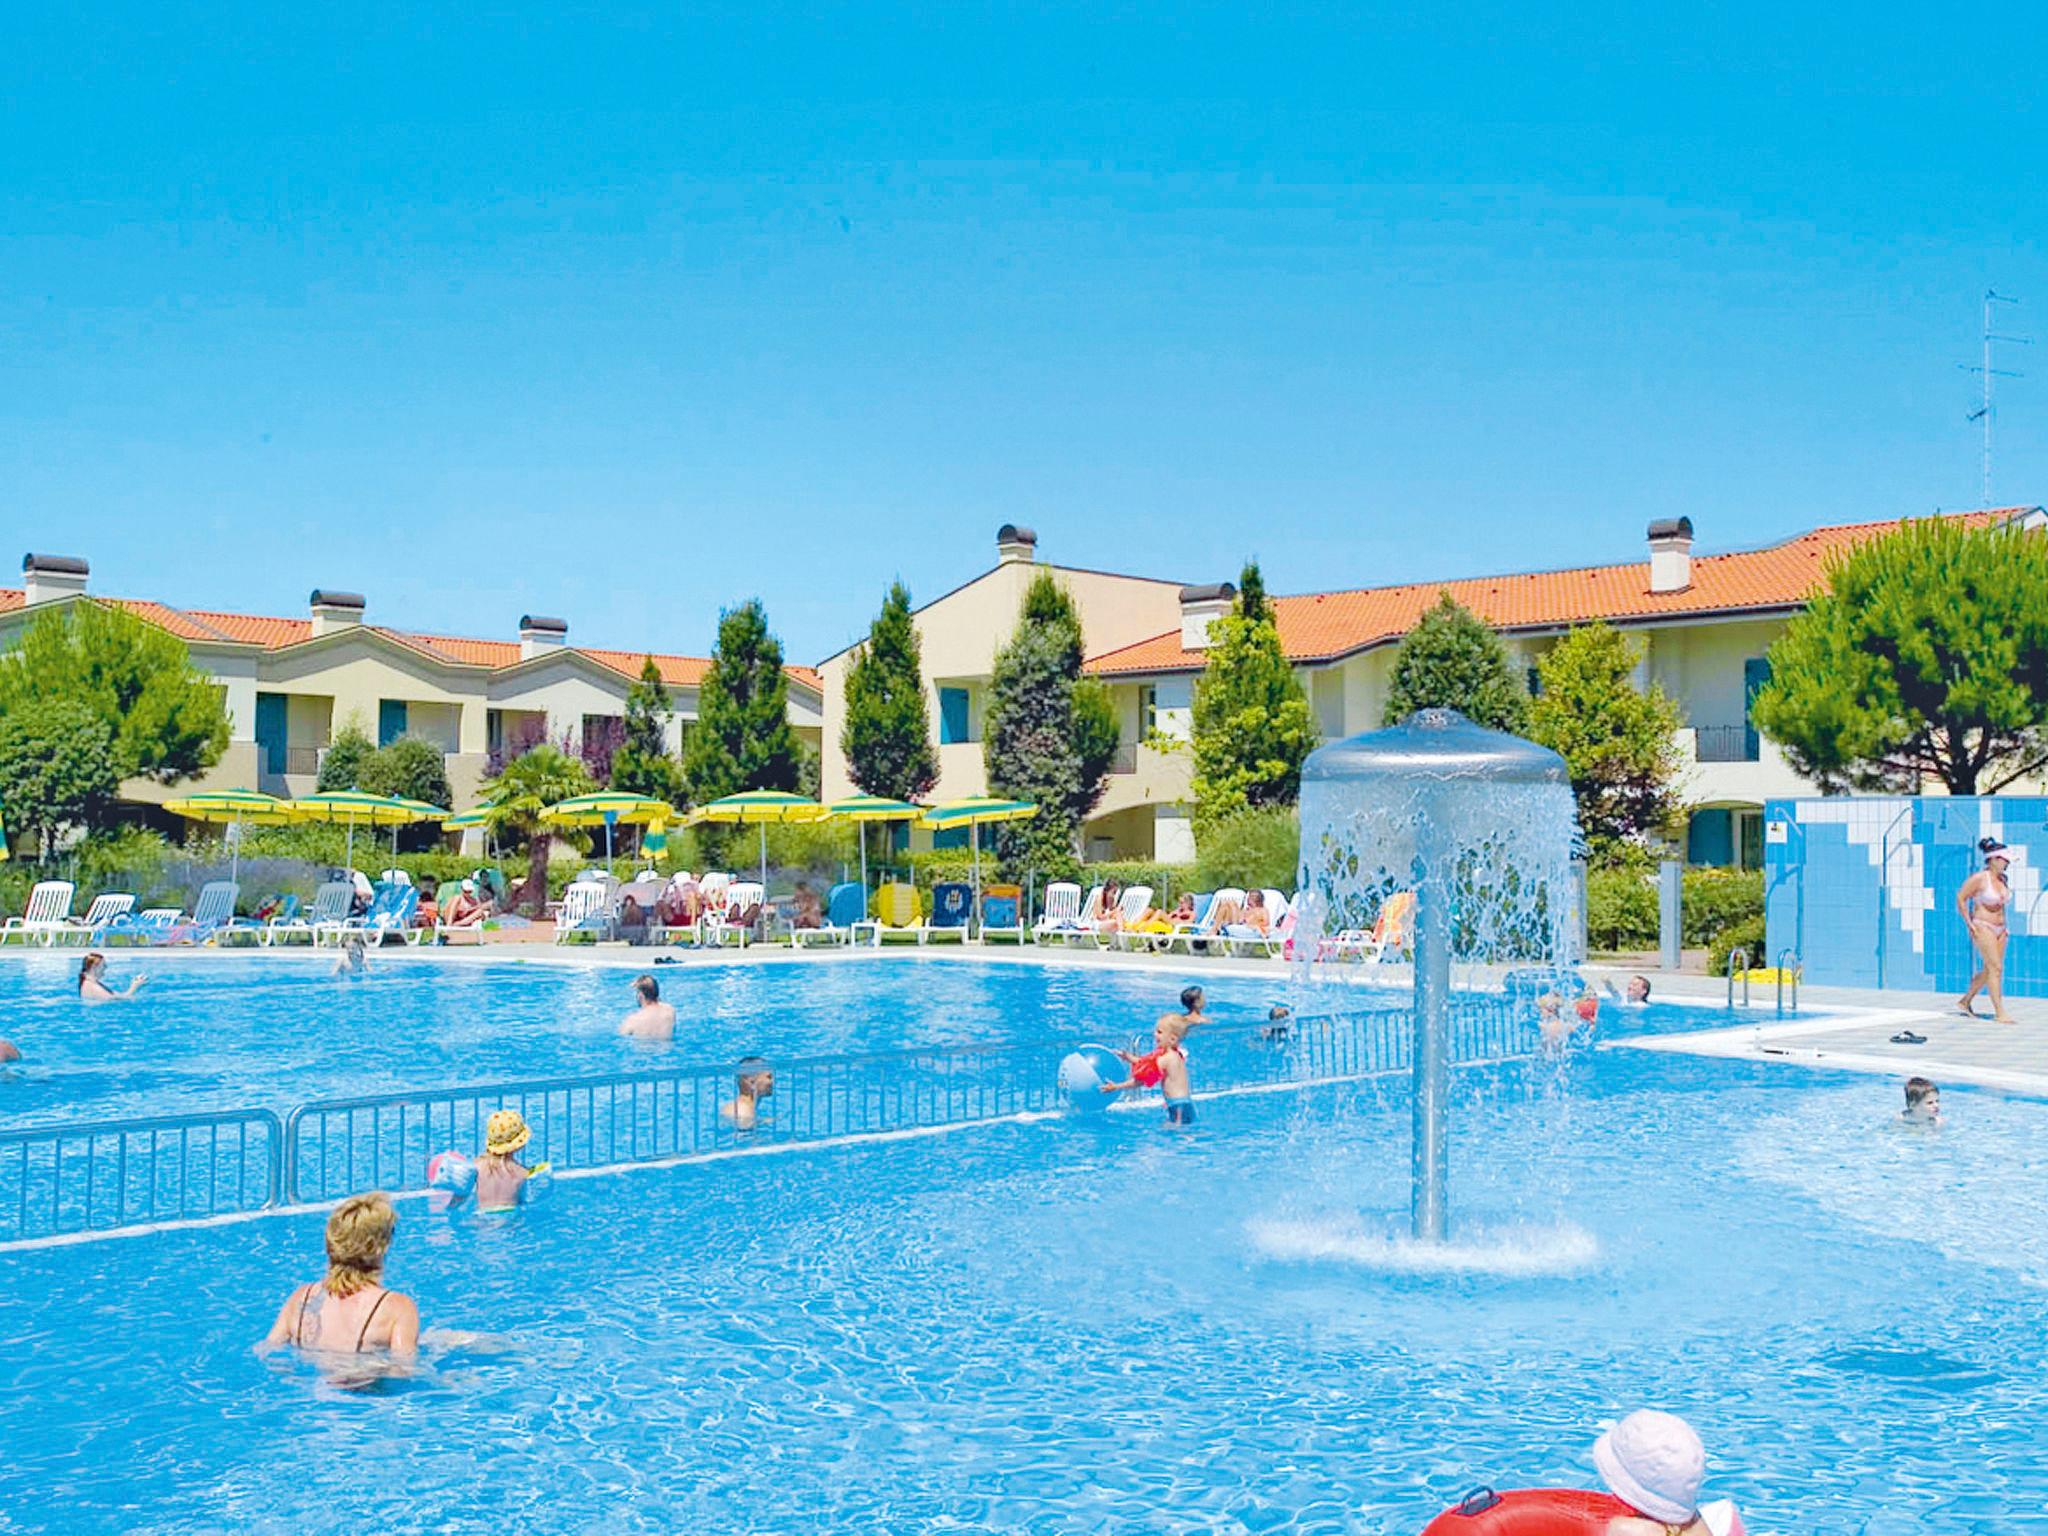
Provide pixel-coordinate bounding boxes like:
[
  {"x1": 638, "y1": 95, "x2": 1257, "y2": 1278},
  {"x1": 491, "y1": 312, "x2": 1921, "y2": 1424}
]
[
  {"x1": 1587, "y1": 868, "x2": 1658, "y2": 951},
  {"x1": 1192, "y1": 807, "x2": 1301, "y2": 894},
  {"x1": 1708, "y1": 915, "x2": 1767, "y2": 976},
  {"x1": 1682, "y1": 869, "x2": 1764, "y2": 948}
]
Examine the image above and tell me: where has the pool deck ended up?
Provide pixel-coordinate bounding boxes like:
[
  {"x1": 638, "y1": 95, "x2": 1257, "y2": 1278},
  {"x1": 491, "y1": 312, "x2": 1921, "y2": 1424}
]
[{"x1": 1605, "y1": 973, "x2": 2048, "y2": 1097}]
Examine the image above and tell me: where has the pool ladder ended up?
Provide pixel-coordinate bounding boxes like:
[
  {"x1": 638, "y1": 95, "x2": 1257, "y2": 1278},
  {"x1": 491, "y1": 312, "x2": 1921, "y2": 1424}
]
[{"x1": 1726, "y1": 946, "x2": 1800, "y2": 1017}]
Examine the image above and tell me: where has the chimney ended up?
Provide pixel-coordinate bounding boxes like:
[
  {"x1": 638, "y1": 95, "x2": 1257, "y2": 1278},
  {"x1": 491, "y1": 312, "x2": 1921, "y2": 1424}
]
[
  {"x1": 1179, "y1": 582, "x2": 1237, "y2": 650},
  {"x1": 519, "y1": 614, "x2": 568, "y2": 660},
  {"x1": 1647, "y1": 517, "x2": 1694, "y2": 594},
  {"x1": 995, "y1": 523, "x2": 1038, "y2": 565},
  {"x1": 21, "y1": 553, "x2": 89, "y2": 606},
  {"x1": 308, "y1": 588, "x2": 366, "y2": 636}
]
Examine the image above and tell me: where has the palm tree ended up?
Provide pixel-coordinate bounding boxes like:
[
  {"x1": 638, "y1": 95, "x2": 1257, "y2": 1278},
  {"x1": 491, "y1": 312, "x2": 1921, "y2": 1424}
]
[{"x1": 478, "y1": 744, "x2": 596, "y2": 915}]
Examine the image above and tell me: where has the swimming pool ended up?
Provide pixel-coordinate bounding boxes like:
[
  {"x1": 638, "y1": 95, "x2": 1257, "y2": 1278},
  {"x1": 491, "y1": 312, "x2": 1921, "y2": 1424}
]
[
  {"x1": 0, "y1": 951, "x2": 1746, "y2": 1123},
  {"x1": 1, "y1": 1042, "x2": 2041, "y2": 1534}
]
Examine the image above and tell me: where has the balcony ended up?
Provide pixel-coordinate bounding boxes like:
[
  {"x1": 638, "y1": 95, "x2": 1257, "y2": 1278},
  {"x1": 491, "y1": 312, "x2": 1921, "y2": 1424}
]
[{"x1": 1692, "y1": 725, "x2": 1758, "y2": 763}]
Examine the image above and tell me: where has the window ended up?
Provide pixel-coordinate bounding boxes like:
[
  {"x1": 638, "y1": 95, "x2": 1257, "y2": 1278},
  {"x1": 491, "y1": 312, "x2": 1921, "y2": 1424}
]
[
  {"x1": 938, "y1": 687, "x2": 972, "y2": 745},
  {"x1": 1139, "y1": 685, "x2": 1158, "y2": 736},
  {"x1": 1526, "y1": 667, "x2": 1543, "y2": 699},
  {"x1": 377, "y1": 699, "x2": 408, "y2": 747}
]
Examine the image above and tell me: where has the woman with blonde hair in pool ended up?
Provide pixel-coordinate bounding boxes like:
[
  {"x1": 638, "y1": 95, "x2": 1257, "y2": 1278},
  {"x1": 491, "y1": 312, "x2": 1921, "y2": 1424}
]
[
  {"x1": 262, "y1": 1191, "x2": 419, "y2": 1360},
  {"x1": 1957, "y1": 837, "x2": 2017, "y2": 1023}
]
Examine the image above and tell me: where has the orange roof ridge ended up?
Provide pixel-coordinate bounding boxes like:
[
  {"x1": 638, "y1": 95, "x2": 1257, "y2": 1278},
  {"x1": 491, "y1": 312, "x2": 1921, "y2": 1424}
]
[{"x1": 1083, "y1": 508, "x2": 2021, "y2": 677}]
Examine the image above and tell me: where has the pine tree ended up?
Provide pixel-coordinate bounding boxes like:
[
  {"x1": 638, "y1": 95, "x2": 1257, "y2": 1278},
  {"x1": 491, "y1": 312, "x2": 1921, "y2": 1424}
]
[
  {"x1": 1752, "y1": 516, "x2": 2048, "y2": 793},
  {"x1": 1527, "y1": 622, "x2": 1683, "y2": 858},
  {"x1": 841, "y1": 581, "x2": 937, "y2": 802},
  {"x1": 1382, "y1": 592, "x2": 1530, "y2": 732},
  {"x1": 1191, "y1": 561, "x2": 1315, "y2": 834},
  {"x1": 983, "y1": 573, "x2": 1118, "y2": 880},
  {"x1": 610, "y1": 657, "x2": 687, "y2": 803},
  {"x1": 682, "y1": 600, "x2": 800, "y2": 802}
]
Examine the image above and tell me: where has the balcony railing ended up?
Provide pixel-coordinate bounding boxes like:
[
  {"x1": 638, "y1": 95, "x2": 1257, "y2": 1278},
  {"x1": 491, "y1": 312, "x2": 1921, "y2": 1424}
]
[{"x1": 1693, "y1": 725, "x2": 1758, "y2": 763}]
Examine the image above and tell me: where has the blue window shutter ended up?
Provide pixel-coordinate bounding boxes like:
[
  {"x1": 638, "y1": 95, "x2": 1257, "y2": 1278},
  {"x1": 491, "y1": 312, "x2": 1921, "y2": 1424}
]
[
  {"x1": 1687, "y1": 808, "x2": 1734, "y2": 866},
  {"x1": 939, "y1": 688, "x2": 970, "y2": 745},
  {"x1": 1743, "y1": 658, "x2": 1771, "y2": 760},
  {"x1": 378, "y1": 700, "x2": 408, "y2": 747},
  {"x1": 254, "y1": 693, "x2": 287, "y2": 774}
]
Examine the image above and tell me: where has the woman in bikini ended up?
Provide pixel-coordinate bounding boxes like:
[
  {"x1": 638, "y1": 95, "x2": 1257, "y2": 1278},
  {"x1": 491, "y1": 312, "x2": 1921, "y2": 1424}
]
[
  {"x1": 262, "y1": 1191, "x2": 420, "y2": 1361},
  {"x1": 1957, "y1": 838, "x2": 2017, "y2": 1023}
]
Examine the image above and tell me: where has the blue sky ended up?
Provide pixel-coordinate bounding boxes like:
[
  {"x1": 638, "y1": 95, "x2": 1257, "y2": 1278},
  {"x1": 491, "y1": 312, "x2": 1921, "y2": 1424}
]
[{"x1": 4, "y1": 4, "x2": 2043, "y2": 664}]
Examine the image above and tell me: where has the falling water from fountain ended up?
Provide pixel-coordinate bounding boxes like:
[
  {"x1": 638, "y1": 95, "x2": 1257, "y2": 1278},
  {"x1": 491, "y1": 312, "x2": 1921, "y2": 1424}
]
[{"x1": 1294, "y1": 708, "x2": 1581, "y2": 1241}]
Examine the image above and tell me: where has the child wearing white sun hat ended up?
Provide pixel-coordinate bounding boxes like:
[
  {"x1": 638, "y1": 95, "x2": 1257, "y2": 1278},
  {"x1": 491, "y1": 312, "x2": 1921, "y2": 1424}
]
[{"x1": 1593, "y1": 1410, "x2": 1746, "y2": 1536}]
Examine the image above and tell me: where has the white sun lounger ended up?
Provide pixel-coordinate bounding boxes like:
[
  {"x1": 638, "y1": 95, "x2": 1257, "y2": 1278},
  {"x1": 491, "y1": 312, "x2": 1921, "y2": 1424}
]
[
  {"x1": 1029, "y1": 881, "x2": 1083, "y2": 944},
  {"x1": 2, "y1": 881, "x2": 76, "y2": 946}
]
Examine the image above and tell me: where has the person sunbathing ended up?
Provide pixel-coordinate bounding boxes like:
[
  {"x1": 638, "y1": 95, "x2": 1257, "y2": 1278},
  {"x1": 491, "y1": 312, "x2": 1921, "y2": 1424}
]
[
  {"x1": 443, "y1": 879, "x2": 487, "y2": 929},
  {"x1": 1223, "y1": 889, "x2": 1271, "y2": 939}
]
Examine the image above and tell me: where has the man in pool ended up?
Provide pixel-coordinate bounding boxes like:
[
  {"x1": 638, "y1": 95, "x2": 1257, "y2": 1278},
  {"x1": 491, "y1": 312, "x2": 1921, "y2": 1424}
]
[
  {"x1": 1901, "y1": 1076, "x2": 1942, "y2": 1125},
  {"x1": 0, "y1": 1039, "x2": 20, "y2": 1063},
  {"x1": 721, "y1": 1057, "x2": 775, "y2": 1129},
  {"x1": 1604, "y1": 974, "x2": 1652, "y2": 1005},
  {"x1": 619, "y1": 974, "x2": 676, "y2": 1040},
  {"x1": 1175, "y1": 985, "x2": 1208, "y2": 1032}
]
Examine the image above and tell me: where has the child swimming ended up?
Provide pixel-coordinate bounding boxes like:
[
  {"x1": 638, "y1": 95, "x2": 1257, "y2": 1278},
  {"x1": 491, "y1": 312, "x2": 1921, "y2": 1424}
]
[
  {"x1": 1901, "y1": 1076, "x2": 1942, "y2": 1125},
  {"x1": 474, "y1": 1110, "x2": 543, "y2": 1211},
  {"x1": 1099, "y1": 1016, "x2": 1195, "y2": 1125}
]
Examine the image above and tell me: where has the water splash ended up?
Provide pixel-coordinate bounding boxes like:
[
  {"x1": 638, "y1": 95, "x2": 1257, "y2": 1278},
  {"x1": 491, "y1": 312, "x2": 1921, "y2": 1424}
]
[{"x1": 1248, "y1": 1214, "x2": 1599, "y2": 1278}]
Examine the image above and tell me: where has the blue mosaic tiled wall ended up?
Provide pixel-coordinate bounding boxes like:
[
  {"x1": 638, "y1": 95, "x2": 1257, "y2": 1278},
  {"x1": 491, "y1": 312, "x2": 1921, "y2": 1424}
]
[{"x1": 1764, "y1": 797, "x2": 2048, "y2": 995}]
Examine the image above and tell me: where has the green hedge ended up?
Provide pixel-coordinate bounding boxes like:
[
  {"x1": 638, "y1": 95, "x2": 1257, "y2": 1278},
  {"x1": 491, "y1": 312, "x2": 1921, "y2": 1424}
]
[
  {"x1": 1587, "y1": 867, "x2": 1765, "y2": 954},
  {"x1": 1191, "y1": 807, "x2": 1301, "y2": 895},
  {"x1": 1708, "y1": 915, "x2": 1767, "y2": 976}
]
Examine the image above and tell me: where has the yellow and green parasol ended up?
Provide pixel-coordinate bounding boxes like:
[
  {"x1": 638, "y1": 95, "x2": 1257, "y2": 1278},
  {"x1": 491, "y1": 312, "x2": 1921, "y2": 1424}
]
[
  {"x1": 688, "y1": 790, "x2": 827, "y2": 893},
  {"x1": 291, "y1": 789, "x2": 442, "y2": 873},
  {"x1": 164, "y1": 788, "x2": 299, "y2": 885},
  {"x1": 540, "y1": 792, "x2": 676, "y2": 874},
  {"x1": 824, "y1": 795, "x2": 924, "y2": 916},
  {"x1": 917, "y1": 797, "x2": 1039, "y2": 925}
]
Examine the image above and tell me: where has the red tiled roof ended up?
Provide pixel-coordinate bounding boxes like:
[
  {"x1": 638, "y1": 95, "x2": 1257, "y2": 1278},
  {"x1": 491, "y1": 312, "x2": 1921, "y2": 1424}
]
[
  {"x1": 0, "y1": 590, "x2": 819, "y2": 689},
  {"x1": 1085, "y1": 510, "x2": 2021, "y2": 676}
]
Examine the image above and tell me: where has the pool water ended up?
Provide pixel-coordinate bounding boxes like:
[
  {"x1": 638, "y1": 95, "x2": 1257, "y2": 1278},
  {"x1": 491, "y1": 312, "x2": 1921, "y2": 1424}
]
[
  {"x1": 0, "y1": 952, "x2": 1742, "y2": 1122},
  {"x1": 2, "y1": 1042, "x2": 2041, "y2": 1534}
]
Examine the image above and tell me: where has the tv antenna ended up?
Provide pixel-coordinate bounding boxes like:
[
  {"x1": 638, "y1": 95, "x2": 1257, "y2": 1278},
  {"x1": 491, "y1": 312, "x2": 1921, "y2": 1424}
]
[{"x1": 1961, "y1": 289, "x2": 2028, "y2": 507}]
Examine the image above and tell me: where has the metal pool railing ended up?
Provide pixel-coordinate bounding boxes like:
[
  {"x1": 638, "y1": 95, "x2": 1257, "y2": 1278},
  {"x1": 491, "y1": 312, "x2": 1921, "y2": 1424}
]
[
  {"x1": 0, "y1": 1109, "x2": 285, "y2": 1243},
  {"x1": 282, "y1": 1000, "x2": 1529, "y2": 1204},
  {"x1": 0, "y1": 999, "x2": 1534, "y2": 1237}
]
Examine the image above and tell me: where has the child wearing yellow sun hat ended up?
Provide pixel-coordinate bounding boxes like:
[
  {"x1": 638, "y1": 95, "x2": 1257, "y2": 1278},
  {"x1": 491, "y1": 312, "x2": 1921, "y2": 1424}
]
[{"x1": 474, "y1": 1109, "x2": 549, "y2": 1211}]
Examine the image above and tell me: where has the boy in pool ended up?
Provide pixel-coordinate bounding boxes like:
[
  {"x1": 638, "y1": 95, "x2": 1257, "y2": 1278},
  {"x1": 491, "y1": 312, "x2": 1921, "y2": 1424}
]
[
  {"x1": 1175, "y1": 985, "x2": 1208, "y2": 1032},
  {"x1": 1260, "y1": 1004, "x2": 1293, "y2": 1042},
  {"x1": 1901, "y1": 1076, "x2": 1942, "y2": 1125},
  {"x1": 721, "y1": 1057, "x2": 776, "y2": 1130}
]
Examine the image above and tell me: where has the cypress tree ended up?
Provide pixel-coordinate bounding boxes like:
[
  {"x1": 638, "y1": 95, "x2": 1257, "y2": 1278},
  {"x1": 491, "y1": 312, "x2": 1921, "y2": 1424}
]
[
  {"x1": 611, "y1": 657, "x2": 687, "y2": 803},
  {"x1": 1190, "y1": 560, "x2": 1314, "y2": 834},
  {"x1": 983, "y1": 572, "x2": 1118, "y2": 880},
  {"x1": 841, "y1": 581, "x2": 938, "y2": 801},
  {"x1": 1382, "y1": 592, "x2": 1530, "y2": 733},
  {"x1": 683, "y1": 600, "x2": 800, "y2": 802}
]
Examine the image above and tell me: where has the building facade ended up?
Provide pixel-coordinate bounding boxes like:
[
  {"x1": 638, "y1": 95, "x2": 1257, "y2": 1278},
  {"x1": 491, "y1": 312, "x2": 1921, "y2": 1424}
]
[
  {"x1": 816, "y1": 508, "x2": 2043, "y2": 867},
  {"x1": 0, "y1": 557, "x2": 823, "y2": 812}
]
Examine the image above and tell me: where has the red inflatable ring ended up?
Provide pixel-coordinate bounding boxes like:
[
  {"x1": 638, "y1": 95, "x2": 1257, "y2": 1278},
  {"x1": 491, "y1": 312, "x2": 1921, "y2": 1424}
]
[{"x1": 1422, "y1": 1487, "x2": 1634, "y2": 1534}]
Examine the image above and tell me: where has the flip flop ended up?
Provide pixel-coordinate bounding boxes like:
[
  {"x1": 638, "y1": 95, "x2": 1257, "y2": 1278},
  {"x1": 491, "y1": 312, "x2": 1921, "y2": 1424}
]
[{"x1": 1889, "y1": 1030, "x2": 1928, "y2": 1045}]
